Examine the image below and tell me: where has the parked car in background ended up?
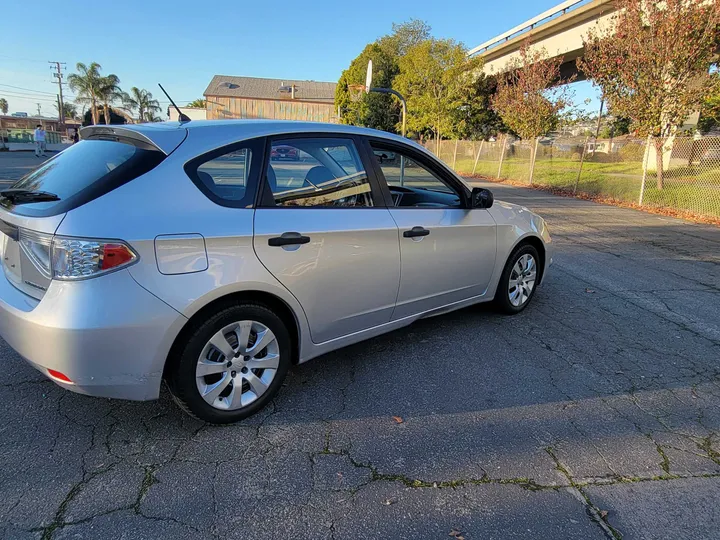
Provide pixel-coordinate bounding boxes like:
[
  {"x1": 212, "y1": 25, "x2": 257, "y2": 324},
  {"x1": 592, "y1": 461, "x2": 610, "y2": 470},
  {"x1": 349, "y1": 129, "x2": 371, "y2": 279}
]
[
  {"x1": 0, "y1": 120, "x2": 552, "y2": 423},
  {"x1": 270, "y1": 144, "x2": 299, "y2": 161}
]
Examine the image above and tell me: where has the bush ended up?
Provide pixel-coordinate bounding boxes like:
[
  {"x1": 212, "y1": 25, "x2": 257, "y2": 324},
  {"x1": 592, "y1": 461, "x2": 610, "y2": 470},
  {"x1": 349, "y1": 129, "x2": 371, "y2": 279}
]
[
  {"x1": 570, "y1": 151, "x2": 582, "y2": 162},
  {"x1": 618, "y1": 143, "x2": 645, "y2": 162}
]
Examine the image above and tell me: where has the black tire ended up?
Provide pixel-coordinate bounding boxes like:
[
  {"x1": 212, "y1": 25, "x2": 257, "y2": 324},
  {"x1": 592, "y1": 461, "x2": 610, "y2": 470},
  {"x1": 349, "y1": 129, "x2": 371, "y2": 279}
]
[
  {"x1": 167, "y1": 303, "x2": 291, "y2": 424},
  {"x1": 494, "y1": 243, "x2": 541, "y2": 315}
]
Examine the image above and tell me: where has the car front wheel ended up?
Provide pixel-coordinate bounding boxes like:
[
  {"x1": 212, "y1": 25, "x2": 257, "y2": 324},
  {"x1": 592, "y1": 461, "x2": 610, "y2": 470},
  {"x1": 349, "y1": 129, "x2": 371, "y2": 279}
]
[
  {"x1": 494, "y1": 244, "x2": 540, "y2": 314},
  {"x1": 167, "y1": 303, "x2": 291, "y2": 423}
]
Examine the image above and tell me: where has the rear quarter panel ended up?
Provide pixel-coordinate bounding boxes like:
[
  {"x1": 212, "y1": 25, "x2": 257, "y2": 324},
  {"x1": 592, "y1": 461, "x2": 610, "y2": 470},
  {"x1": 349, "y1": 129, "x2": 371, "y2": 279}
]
[{"x1": 54, "y1": 154, "x2": 312, "y2": 359}]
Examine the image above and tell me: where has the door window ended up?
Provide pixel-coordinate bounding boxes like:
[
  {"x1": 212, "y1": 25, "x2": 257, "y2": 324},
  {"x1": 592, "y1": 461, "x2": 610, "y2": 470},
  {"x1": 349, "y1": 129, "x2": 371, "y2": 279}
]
[
  {"x1": 266, "y1": 138, "x2": 373, "y2": 208},
  {"x1": 370, "y1": 144, "x2": 462, "y2": 208}
]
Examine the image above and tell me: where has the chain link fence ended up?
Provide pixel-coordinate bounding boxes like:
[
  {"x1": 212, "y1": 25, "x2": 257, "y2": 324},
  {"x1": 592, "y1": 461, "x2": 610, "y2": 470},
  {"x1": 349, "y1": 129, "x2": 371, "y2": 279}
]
[{"x1": 422, "y1": 135, "x2": 720, "y2": 220}]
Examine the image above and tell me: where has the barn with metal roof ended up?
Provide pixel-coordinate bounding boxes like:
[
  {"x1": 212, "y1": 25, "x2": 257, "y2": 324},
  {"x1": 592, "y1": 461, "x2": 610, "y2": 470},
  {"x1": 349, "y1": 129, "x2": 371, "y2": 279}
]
[{"x1": 203, "y1": 75, "x2": 338, "y2": 123}]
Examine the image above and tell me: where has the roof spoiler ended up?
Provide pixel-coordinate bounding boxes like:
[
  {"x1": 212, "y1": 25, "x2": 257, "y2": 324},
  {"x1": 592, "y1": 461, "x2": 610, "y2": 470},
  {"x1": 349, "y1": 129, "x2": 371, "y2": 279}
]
[{"x1": 79, "y1": 125, "x2": 187, "y2": 155}]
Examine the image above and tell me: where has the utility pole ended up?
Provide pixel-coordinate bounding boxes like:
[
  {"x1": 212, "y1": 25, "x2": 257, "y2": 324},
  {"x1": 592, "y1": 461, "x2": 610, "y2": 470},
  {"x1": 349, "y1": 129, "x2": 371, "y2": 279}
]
[
  {"x1": 36, "y1": 103, "x2": 42, "y2": 116},
  {"x1": 49, "y1": 61, "x2": 67, "y2": 130}
]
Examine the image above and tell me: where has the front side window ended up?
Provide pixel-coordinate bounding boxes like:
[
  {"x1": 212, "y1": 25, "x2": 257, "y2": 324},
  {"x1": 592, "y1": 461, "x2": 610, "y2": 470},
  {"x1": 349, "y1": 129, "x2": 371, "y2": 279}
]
[
  {"x1": 370, "y1": 144, "x2": 462, "y2": 208},
  {"x1": 266, "y1": 138, "x2": 373, "y2": 208}
]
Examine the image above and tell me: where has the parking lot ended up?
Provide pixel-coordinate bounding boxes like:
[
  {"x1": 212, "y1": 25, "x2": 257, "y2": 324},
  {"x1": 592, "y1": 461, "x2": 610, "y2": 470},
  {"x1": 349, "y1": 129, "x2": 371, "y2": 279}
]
[{"x1": 1, "y1": 151, "x2": 719, "y2": 539}]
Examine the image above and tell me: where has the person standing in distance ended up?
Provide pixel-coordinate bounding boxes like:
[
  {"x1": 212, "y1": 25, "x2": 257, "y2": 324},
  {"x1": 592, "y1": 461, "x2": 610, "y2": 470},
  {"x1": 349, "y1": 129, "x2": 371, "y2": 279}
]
[{"x1": 33, "y1": 124, "x2": 47, "y2": 157}]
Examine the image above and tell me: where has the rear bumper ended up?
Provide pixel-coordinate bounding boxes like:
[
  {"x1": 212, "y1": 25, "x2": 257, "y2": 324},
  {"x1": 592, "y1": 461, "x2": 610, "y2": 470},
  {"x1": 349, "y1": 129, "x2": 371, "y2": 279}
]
[{"x1": 0, "y1": 268, "x2": 186, "y2": 400}]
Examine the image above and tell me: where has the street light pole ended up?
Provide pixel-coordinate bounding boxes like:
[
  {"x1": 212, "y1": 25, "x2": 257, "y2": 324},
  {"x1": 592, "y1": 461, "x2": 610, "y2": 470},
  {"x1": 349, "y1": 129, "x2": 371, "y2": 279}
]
[{"x1": 369, "y1": 87, "x2": 406, "y2": 137}]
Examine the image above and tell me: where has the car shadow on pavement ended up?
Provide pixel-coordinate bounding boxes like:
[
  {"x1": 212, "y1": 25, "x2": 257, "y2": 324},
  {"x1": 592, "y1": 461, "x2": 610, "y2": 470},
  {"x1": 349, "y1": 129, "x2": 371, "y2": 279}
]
[{"x1": 1, "y1": 184, "x2": 719, "y2": 538}]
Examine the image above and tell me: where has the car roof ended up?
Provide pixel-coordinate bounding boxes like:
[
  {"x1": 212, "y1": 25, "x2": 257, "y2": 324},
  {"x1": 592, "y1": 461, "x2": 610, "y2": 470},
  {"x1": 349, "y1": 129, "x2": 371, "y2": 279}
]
[{"x1": 111, "y1": 119, "x2": 425, "y2": 154}]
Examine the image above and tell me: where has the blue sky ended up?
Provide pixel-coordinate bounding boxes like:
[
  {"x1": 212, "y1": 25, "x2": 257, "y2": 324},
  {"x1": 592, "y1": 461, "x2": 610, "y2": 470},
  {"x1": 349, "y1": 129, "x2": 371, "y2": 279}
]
[{"x1": 0, "y1": 0, "x2": 600, "y2": 118}]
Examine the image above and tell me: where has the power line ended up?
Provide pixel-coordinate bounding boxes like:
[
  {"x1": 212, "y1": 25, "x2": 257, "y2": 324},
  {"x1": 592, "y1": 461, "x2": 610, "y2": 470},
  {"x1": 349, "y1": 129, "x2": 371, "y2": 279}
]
[
  {"x1": 0, "y1": 83, "x2": 57, "y2": 96},
  {"x1": 0, "y1": 91, "x2": 60, "y2": 102},
  {"x1": 0, "y1": 54, "x2": 48, "y2": 64}
]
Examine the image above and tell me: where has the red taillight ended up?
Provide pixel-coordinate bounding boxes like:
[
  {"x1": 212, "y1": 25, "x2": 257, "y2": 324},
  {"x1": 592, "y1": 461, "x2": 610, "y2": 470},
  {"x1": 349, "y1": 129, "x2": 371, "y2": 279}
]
[
  {"x1": 52, "y1": 237, "x2": 138, "y2": 280},
  {"x1": 47, "y1": 369, "x2": 73, "y2": 383},
  {"x1": 101, "y1": 244, "x2": 135, "y2": 270}
]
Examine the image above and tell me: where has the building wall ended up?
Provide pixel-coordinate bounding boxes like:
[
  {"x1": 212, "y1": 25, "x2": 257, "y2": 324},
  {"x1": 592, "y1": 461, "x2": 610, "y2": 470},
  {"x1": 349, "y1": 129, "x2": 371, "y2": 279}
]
[
  {"x1": 168, "y1": 107, "x2": 207, "y2": 122},
  {"x1": 206, "y1": 96, "x2": 338, "y2": 123},
  {"x1": 0, "y1": 116, "x2": 61, "y2": 131}
]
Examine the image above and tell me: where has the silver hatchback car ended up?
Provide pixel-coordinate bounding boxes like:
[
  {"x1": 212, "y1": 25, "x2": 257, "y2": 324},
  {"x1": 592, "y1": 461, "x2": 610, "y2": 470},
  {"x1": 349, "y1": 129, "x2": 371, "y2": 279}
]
[{"x1": 0, "y1": 121, "x2": 552, "y2": 423}]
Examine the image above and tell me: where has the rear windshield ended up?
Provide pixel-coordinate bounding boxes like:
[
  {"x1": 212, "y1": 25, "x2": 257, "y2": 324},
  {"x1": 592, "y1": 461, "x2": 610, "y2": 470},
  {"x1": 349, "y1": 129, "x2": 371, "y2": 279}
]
[{"x1": 3, "y1": 139, "x2": 164, "y2": 217}]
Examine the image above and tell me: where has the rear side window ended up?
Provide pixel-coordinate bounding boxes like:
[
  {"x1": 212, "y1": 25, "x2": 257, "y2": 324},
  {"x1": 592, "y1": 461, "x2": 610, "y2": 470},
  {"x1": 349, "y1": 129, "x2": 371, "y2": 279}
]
[
  {"x1": 196, "y1": 148, "x2": 252, "y2": 202},
  {"x1": 4, "y1": 139, "x2": 164, "y2": 217},
  {"x1": 184, "y1": 138, "x2": 264, "y2": 208}
]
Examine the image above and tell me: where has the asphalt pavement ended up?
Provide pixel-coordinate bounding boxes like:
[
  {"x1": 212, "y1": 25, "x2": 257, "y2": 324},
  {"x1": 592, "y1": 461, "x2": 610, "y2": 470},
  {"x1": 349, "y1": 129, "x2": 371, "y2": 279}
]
[
  {"x1": 0, "y1": 151, "x2": 50, "y2": 184},
  {"x1": 0, "y1": 152, "x2": 719, "y2": 539}
]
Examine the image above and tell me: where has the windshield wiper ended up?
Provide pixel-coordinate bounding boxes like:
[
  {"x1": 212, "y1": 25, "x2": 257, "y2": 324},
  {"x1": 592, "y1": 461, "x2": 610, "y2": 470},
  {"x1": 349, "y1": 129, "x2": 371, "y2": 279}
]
[{"x1": 0, "y1": 188, "x2": 60, "y2": 204}]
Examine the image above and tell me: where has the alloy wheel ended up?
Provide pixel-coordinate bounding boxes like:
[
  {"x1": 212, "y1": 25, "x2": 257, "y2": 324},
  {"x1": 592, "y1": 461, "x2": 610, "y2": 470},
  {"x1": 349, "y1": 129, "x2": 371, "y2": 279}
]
[
  {"x1": 508, "y1": 253, "x2": 537, "y2": 307},
  {"x1": 195, "y1": 320, "x2": 280, "y2": 410}
]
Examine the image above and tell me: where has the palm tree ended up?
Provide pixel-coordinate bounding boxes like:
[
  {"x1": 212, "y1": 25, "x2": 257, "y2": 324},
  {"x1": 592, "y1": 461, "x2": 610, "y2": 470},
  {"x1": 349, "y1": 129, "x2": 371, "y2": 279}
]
[
  {"x1": 187, "y1": 98, "x2": 206, "y2": 108},
  {"x1": 123, "y1": 87, "x2": 161, "y2": 124},
  {"x1": 144, "y1": 111, "x2": 163, "y2": 122},
  {"x1": 67, "y1": 62, "x2": 104, "y2": 125},
  {"x1": 0, "y1": 98, "x2": 8, "y2": 115},
  {"x1": 98, "y1": 74, "x2": 122, "y2": 125},
  {"x1": 55, "y1": 102, "x2": 77, "y2": 120}
]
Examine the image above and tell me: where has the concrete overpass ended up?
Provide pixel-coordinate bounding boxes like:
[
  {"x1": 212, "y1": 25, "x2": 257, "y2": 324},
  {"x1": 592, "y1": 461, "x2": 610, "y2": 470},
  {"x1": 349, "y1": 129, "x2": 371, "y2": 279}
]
[{"x1": 469, "y1": 0, "x2": 616, "y2": 80}]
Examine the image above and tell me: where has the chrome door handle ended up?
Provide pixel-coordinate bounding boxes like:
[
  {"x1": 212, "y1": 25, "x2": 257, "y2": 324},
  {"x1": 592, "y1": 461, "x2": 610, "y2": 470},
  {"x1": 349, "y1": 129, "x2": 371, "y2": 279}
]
[
  {"x1": 268, "y1": 232, "x2": 311, "y2": 247},
  {"x1": 403, "y1": 226, "x2": 430, "y2": 238}
]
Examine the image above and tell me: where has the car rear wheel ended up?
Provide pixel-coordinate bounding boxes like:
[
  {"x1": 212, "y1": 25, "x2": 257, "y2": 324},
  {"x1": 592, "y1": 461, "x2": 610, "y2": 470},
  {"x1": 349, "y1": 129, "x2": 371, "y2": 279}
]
[
  {"x1": 167, "y1": 303, "x2": 291, "y2": 423},
  {"x1": 494, "y1": 244, "x2": 540, "y2": 314}
]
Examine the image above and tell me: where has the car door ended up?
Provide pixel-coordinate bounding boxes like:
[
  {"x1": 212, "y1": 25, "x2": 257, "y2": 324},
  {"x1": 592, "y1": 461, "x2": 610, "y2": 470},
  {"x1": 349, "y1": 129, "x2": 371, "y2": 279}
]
[
  {"x1": 253, "y1": 135, "x2": 401, "y2": 344},
  {"x1": 367, "y1": 139, "x2": 497, "y2": 320}
]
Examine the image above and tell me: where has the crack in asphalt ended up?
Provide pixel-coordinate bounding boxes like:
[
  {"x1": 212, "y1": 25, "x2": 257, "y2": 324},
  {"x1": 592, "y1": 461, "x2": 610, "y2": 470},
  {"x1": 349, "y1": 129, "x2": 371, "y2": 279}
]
[{"x1": 3, "y1": 182, "x2": 720, "y2": 538}]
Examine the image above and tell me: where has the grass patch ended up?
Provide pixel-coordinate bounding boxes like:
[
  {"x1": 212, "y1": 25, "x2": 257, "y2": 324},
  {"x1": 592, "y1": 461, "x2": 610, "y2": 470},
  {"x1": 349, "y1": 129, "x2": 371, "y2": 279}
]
[{"x1": 452, "y1": 155, "x2": 720, "y2": 218}]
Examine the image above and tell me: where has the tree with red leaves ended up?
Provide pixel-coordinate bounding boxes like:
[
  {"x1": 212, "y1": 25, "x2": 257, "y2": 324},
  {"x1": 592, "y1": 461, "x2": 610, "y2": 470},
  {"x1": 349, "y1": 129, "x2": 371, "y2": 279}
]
[
  {"x1": 579, "y1": 0, "x2": 720, "y2": 189},
  {"x1": 492, "y1": 41, "x2": 573, "y2": 181},
  {"x1": 492, "y1": 42, "x2": 572, "y2": 141}
]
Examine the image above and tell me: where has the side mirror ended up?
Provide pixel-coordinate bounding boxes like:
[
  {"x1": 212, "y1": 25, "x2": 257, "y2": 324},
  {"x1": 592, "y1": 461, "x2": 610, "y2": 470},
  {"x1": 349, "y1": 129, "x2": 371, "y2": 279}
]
[{"x1": 470, "y1": 187, "x2": 494, "y2": 209}]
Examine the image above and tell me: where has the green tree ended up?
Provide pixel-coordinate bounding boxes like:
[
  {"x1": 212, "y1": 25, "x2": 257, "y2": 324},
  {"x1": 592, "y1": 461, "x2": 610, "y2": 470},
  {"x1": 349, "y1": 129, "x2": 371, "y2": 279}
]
[
  {"x1": 68, "y1": 62, "x2": 105, "y2": 125},
  {"x1": 579, "y1": 0, "x2": 720, "y2": 189},
  {"x1": 336, "y1": 43, "x2": 398, "y2": 132},
  {"x1": 54, "y1": 101, "x2": 77, "y2": 120},
  {"x1": 377, "y1": 19, "x2": 431, "y2": 58},
  {"x1": 394, "y1": 38, "x2": 483, "y2": 148},
  {"x1": 123, "y1": 87, "x2": 161, "y2": 123},
  {"x1": 451, "y1": 74, "x2": 506, "y2": 140},
  {"x1": 492, "y1": 42, "x2": 572, "y2": 142},
  {"x1": 698, "y1": 74, "x2": 720, "y2": 133},
  {"x1": 609, "y1": 116, "x2": 631, "y2": 136},
  {"x1": 0, "y1": 98, "x2": 7, "y2": 114},
  {"x1": 144, "y1": 111, "x2": 163, "y2": 122},
  {"x1": 335, "y1": 20, "x2": 432, "y2": 134},
  {"x1": 186, "y1": 98, "x2": 206, "y2": 108},
  {"x1": 82, "y1": 105, "x2": 127, "y2": 126},
  {"x1": 97, "y1": 74, "x2": 123, "y2": 125}
]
